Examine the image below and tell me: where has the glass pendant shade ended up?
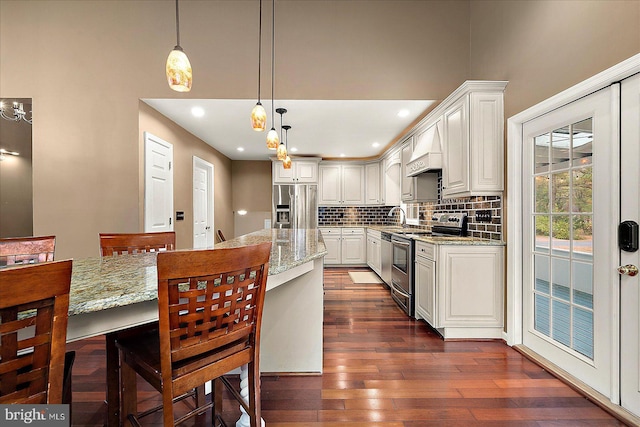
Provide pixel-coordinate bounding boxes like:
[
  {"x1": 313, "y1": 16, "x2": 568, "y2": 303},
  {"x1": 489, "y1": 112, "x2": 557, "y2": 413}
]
[
  {"x1": 277, "y1": 142, "x2": 287, "y2": 160},
  {"x1": 166, "y1": 47, "x2": 192, "y2": 92},
  {"x1": 266, "y1": 128, "x2": 279, "y2": 150},
  {"x1": 283, "y1": 155, "x2": 292, "y2": 169},
  {"x1": 251, "y1": 103, "x2": 267, "y2": 131}
]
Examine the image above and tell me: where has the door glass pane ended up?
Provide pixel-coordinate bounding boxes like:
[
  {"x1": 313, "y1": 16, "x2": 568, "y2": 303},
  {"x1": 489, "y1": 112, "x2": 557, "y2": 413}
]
[
  {"x1": 552, "y1": 258, "x2": 570, "y2": 301},
  {"x1": 551, "y1": 126, "x2": 571, "y2": 171},
  {"x1": 535, "y1": 215, "x2": 550, "y2": 254},
  {"x1": 531, "y1": 118, "x2": 595, "y2": 361},
  {"x1": 571, "y1": 118, "x2": 593, "y2": 167},
  {"x1": 535, "y1": 176, "x2": 549, "y2": 213},
  {"x1": 572, "y1": 168, "x2": 592, "y2": 213},
  {"x1": 535, "y1": 133, "x2": 551, "y2": 173},
  {"x1": 534, "y1": 254, "x2": 550, "y2": 293}
]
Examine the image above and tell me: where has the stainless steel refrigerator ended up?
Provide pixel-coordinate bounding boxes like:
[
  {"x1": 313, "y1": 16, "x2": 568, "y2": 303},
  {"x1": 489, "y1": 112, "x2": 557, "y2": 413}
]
[{"x1": 272, "y1": 184, "x2": 318, "y2": 229}]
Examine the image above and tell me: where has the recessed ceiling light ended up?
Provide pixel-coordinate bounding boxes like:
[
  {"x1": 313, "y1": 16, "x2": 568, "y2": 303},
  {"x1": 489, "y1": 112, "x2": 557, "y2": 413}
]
[
  {"x1": 237, "y1": 147, "x2": 245, "y2": 152},
  {"x1": 191, "y1": 106, "x2": 205, "y2": 117},
  {"x1": 340, "y1": 153, "x2": 345, "y2": 157},
  {"x1": 397, "y1": 109, "x2": 410, "y2": 118},
  {"x1": 372, "y1": 142, "x2": 380, "y2": 148},
  {"x1": 290, "y1": 147, "x2": 298, "y2": 152}
]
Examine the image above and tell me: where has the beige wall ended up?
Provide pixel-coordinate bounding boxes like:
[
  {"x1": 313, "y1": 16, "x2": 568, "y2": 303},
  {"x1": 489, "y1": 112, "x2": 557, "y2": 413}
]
[
  {"x1": 139, "y1": 102, "x2": 232, "y2": 250},
  {"x1": 469, "y1": 0, "x2": 640, "y2": 120},
  {"x1": 231, "y1": 160, "x2": 272, "y2": 238},
  {"x1": 0, "y1": 0, "x2": 470, "y2": 259}
]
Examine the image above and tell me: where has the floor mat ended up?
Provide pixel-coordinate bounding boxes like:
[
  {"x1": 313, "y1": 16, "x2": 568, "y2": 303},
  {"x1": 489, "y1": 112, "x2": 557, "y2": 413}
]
[{"x1": 348, "y1": 271, "x2": 383, "y2": 284}]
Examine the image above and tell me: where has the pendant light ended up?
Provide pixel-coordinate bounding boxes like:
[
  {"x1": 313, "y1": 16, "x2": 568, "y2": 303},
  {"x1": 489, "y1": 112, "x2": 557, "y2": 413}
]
[
  {"x1": 265, "y1": 0, "x2": 279, "y2": 149},
  {"x1": 282, "y1": 125, "x2": 292, "y2": 169},
  {"x1": 166, "y1": 0, "x2": 192, "y2": 92},
  {"x1": 276, "y1": 108, "x2": 287, "y2": 160},
  {"x1": 250, "y1": 0, "x2": 266, "y2": 131}
]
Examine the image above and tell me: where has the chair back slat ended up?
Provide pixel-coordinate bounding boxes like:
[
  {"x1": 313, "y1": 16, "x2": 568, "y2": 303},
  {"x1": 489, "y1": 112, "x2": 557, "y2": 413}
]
[
  {"x1": 156, "y1": 243, "x2": 272, "y2": 365},
  {"x1": 99, "y1": 232, "x2": 176, "y2": 257},
  {"x1": 0, "y1": 236, "x2": 55, "y2": 268},
  {"x1": 0, "y1": 260, "x2": 72, "y2": 404}
]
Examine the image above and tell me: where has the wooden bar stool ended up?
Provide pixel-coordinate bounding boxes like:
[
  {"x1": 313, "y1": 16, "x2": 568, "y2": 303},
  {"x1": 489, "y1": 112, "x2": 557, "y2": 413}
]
[
  {"x1": 99, "y1": 232, "x2": 176, "y2": 256},
  {"x1": 116, "y1": 242, "x2": 272, "y2": 426},
  {"x1": 0, "y1": 235, "x2": 75, "y2": 409},
  {"x1": 0, "y1": 235, "x2": 55, "y2": 267},
  {"x1": 0, "y1": 260, "x2": 73, "y2": 404}
]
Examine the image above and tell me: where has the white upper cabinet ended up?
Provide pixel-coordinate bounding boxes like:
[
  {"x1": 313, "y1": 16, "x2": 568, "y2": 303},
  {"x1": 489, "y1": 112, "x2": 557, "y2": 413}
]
[
  {"x1": 441, "y1": 82, "x2": 506, "y2": 198},
  {"x1": 319, "y1": 163, "x2": 365, "y2": 205},
  {"x1": 384, "y1": 149, "x2": 401, "y2": 207},
  {"x1": 365, "y1": 162, "x2": 381, "y2": 205},
  {"x1": 273, "y1": 159, "x2": 319, "y2": 184}
]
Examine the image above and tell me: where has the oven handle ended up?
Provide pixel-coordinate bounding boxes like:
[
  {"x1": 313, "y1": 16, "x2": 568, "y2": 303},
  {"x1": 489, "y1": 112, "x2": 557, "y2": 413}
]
[
  {"x1": 391, "y1": 280, "x2": 410, "y2": 299},
  {"x1": 392, "y1": 240, "x2": 411, "y2": 247}
]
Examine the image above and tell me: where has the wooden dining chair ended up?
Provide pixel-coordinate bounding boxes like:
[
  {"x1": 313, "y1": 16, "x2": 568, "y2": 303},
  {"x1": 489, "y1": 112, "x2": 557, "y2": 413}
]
[
  {"x1": 0, "y1": 260, "x2": 72, "y2": 404},
  {"x1": 99, "y1": 232, "x2": 176, "y2": 257},
  {"x1": 0, "y1": 235, "x2": 55, "y2": 267},
  {"x1": 116, "y1": 242, "x2": 272, "y2": 427}
]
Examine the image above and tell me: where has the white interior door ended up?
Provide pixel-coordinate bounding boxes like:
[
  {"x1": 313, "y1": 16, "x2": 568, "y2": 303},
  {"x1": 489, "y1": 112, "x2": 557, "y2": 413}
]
[
  {"x1": 521, "y1": 87, "x2": 616, "y2": 397},
  {"x1": 620, "y1": 73, "x2": 640, "y2": 415},
  {"x1": 193, "y1": 156, "x2": 214, "y2": 249},
  {"x1": 144, "y1": 132, "x2": 173, "y2": 233}
]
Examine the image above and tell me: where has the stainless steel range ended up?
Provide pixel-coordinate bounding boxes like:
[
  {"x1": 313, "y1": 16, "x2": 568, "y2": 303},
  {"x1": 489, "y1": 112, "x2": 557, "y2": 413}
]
[
  {"x1": 431, "y1": 212, "x2": 468, "y2": 236},
  {"x1": 389, "y1": 212, "x2": 468, "y2": 317}
]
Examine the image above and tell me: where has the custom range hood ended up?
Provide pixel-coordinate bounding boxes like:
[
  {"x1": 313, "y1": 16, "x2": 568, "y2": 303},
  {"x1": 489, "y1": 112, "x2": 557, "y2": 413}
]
[{"x1": 406, "y1": 121, "x2": 442, "y2": 176}]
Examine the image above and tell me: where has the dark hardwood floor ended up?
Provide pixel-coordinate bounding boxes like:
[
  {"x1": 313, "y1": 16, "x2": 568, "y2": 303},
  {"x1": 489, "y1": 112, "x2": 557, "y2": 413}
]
[{"x1": 67, "y1": 267, "x2": 628, "y2": 426}]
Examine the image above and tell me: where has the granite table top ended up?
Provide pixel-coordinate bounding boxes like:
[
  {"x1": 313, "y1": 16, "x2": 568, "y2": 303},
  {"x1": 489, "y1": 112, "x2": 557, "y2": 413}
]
[{"x1": 68, "y1": 228, "x2": 327, "y2": 317}]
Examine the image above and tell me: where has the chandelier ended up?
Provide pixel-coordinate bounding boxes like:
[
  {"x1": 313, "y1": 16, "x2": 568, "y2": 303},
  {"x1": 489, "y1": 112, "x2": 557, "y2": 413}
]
[{"x1": 0, "y1": 101, "x2": 32, "y2": 125}]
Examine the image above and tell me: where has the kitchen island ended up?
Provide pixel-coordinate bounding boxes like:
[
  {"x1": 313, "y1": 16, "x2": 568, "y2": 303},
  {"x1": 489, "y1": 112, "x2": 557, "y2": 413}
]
[{"x1": 215, "y1": 228, "x2": 328, "y2": 373}]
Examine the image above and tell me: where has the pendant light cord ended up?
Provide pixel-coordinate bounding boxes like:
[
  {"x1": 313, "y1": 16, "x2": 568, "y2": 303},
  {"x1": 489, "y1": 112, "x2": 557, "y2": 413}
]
[
  {"x1": 271, "y1": 0, "x2": 275, "y2": 129},
  {"x1": 175, "y1": 0, "x2": 180, "y2": 47},
  {"x1": 257, "y1": 0, "x2": 262, "y2": 103}
]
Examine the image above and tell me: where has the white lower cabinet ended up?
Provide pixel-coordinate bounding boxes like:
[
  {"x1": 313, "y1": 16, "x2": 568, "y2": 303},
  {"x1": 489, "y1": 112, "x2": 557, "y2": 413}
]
[
  {"x1": 320, "y1": 227, "x2": 366, "y2": 266},
  {"x1": 414, "y1": 241, "x2": 504, "y2": 339},
  {"x1": 414, "y1": 242, "x2": 436, "y2": 326},
  {"x1": 366, "y1": 229, "x2": 382, "y2": 276}
]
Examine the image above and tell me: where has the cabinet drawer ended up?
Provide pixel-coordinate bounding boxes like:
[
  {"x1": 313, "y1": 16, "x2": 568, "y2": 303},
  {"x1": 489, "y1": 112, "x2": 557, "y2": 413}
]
[
  {"x1": 319, "y1": 228, "x2": 341, "y2": 236},
  {"x1": 342, "y1": 227, "x2": 364, "y2": 235},
  {"x1": 367, "y1": 228, "x2": 381, "y2": 239},
  {"x1": 415, "y1": 241, "x2": 435, "y2": 260}
]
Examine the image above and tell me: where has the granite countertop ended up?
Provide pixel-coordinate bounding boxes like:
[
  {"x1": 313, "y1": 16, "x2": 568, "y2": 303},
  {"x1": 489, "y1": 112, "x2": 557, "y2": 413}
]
[
  {"x1": 68, "y1": 228, "x2": 327, "y2": 316},
  {"x1": 366, "y1": 225, "x2": 505, "y2": 246}
]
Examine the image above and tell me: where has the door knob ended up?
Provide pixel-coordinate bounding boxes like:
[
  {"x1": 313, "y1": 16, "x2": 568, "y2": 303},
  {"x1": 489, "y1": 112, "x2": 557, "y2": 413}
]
[{"x1": 617, "y1": 264, "x2": 638, "y2": 276}]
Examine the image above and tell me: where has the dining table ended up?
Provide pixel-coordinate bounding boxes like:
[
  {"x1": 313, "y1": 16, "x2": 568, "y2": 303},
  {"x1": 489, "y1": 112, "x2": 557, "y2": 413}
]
[{"x1": 64, "y1": 228, "x2": 327, "y2": 427}]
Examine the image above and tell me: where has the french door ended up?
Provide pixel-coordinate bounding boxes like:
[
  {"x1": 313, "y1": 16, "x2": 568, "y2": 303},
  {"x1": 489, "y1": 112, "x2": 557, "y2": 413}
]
[
  {"x1": 620, "y1": 73, "x2": 640, "y2": 415},
  {"x1": 522, "y1": 87, "x2": 615, "y2": 397}
]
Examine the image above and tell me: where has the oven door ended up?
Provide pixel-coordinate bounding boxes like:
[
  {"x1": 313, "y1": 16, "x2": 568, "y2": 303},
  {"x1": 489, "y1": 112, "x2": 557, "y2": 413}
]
[{"x1": 391, "y1": 237, "x2": 412, "y2": 315}]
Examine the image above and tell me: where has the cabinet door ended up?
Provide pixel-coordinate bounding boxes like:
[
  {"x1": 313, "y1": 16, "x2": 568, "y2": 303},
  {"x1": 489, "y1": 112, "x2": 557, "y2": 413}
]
[
  {"x1": 322, "y1": 234, "x2": 341, "y2": 264},
  {"x1": 438, "y1": 246, "x2": 503, "y2": 327},
  {"x1": 415, "y1": 257, "x2": 436, "y2": 326},
  {"x1": 342, "y1": 164, "x2": 365, "y2": 205},
  {"x1": 373, "y1": 237, "x2": 382, "y2": 273},
  {"x1": 318, "y1": 164, "x2": 341, "y2": 205},
  {"x1": 342, "y1": 233, "x2": 366, "y2": 264},
  {"x1": 385, "y1": 153, "x2": 401, "y2": 206},
  {"x1": 442, "y1": 97, "x2": 469, "y2": 197},
  {"x1": 400, "y1": 139, "x2": 414, "y2": 201},
  {"x1": 365, "y1": 163, "x2": 381, "y2": 204},
  {"x1": 469, "y1": 92, "x2": 503, "y2": 192},
  {"x1": 295, "y1": 160, "x2": 318, "y2": 183},
  {"x1": 273, "y1": 160, "x2": 294, "y2": 183}
]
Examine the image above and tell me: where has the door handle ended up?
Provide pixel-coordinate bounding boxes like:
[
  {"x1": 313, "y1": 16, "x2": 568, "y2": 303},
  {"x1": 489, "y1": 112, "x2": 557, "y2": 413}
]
[
  {"x1": 205, "y1": 226, "x2": 211, "y2": 230},
  {"x1": 617, "y1": 264, "x2": 638, "y2": 276}
]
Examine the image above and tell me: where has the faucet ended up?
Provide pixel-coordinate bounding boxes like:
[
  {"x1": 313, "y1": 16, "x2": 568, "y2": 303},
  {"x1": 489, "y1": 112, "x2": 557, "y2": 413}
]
[{"x1": 388, "y1": 206, "x2": 407, "y2": 228}]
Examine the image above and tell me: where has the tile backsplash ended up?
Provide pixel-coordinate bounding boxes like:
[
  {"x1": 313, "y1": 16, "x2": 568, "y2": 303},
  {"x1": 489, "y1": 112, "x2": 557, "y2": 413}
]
[{"x1": 318, "y1": 172, "x2": 503, "y2": 241}]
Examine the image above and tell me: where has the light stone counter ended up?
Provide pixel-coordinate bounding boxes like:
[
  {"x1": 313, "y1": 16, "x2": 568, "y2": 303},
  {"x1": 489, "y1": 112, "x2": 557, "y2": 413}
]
[
  {"x1": 67, "y1": 228, "x2": 327, "y2": 377},
  {"x1": 366, "y1": 225, "x2": 505, "y2": 246}
]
